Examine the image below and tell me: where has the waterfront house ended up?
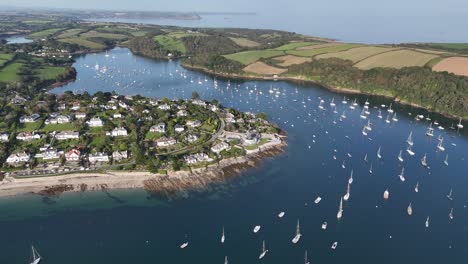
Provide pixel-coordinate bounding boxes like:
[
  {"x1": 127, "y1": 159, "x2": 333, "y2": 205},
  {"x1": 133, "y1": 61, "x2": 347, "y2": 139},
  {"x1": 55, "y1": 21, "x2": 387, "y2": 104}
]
[
  {"x1": 211, "y1": 142, "x2": 230, "y2": 153},
  {"x1": 19, "y1": 113, "x2": 40, "y2": 123},
  {"x1": 6, "y1": 152, "x2": 30, "y2": 164},
  {"x1": 177, "y1": 109, "x2": 188, "y2": 117},
  {"x1": 187, "y1": 120, "x2": 202, "y2": 128},
  {"x1": 0, "y1": 133, "x2": 9, "y2": 142},
  {"x1": 187, "y1": 134, "x2": 199, "y2": 143},
  {"x1": 107, "y1": 127, "x2": 128, "y2": 137},
  {"x1": 65, "y1": 149, "x2": 81, "y2": 161},
  {"x1": 88, "y1": 152, "x2": 109, "y2": 163},
  {"x1": 87, "y1": 117, "x2": 104, "y2": 127},
  {"x1": 112, "y1": 150, "x2": 128, "y2": 161},
  {"x1": 156, "y1": 137, "x2": 177, "y2": 147},
  {"x1": 150, "y1": 123, "x2": 166, "y2": 133},
  {"x1": 175, "y1": 124, "x2": 185, "y2": 133},
  {"x1": 158, "y1": 104, "x2": 171, "y2": 110},
  {"x1": 42, "y1": 148, "x2": 62, "y2": 160},
  {"x1": 16, "y1": 132, "x2": 41, "y2": 141},
  {"x1": 75, "y1": 112, "x2": 86, "y2": 119},
  {"x1": 184, "y1": 153, "x2": 213, "y2": 164},
  {"x1": 210, "y1": 104, "x2": 219, "y2": 112},
  {"x1": 55, "y1": 131, "x2": 79, "y2": 140}
]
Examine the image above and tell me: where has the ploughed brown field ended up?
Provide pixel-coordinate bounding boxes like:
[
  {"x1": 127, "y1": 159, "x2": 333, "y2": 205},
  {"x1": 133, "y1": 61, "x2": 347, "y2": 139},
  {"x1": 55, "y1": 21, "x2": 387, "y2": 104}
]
[
  {"x1": 243, "y1": 61, "x2": 287, "y2": 75},
  {"x1": 433, "y1": 57, "x2": 468, "y2": 77},
  {"x1": 296, "y1": 43, "x2": 342, "y2": 50}
]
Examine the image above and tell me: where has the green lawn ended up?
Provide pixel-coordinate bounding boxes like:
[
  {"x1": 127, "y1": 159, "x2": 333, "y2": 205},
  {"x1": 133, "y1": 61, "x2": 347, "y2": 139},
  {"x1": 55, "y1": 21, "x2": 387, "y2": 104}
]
[
  {"x1": 28, "y1": 28, "x2": 65, "y2": 39},
  {"x1": 41, "y1": 123, "x2": 76, "y2": 132},
  {"x1": 0, "y1": 62, "x2": 24, "y2": 82},
  {"x1": 153, "y1": 35, "x2": 187, "y2": 53},
  {"x1": 16, "y1": 122, "x2": 42, "y2": 132},
  {"x1": 273, "y1": 42, "x2": 317, "y2": 51},
  {"x1": 35, "y1": 66, "x2": 66, "y2": 80},
  {"x1": 59, "y1": 38, "x2": 105, "y2": 49},
  {"x1": 90, "y1": 135, "x2": 106, "y2": 148},
  {"x1": 224, "y1": 50, "x2": 285, "y2": 65},
  {"x1": 145, "y1": 132, "x2": 163, "y2": 140},
  {"x1": 286, "y1": 44, "x2": 361, "y2": 57}
]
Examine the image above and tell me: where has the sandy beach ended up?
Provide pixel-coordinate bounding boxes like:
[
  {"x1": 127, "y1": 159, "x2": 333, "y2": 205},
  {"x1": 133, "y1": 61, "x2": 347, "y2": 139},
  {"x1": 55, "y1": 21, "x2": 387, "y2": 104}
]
[{"x1": 0, "y1": 140, "x2": 286, "y2": 198}]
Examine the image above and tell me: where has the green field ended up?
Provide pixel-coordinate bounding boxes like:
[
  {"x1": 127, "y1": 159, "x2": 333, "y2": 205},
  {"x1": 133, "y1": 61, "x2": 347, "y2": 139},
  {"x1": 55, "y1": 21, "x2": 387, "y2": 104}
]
[
  {"x1": 229, "y1": 37, "x2": 260, "y2": 47},
  {"x1": 316, "y1": 46, "x2": 399, "y2": 63},
  {"x1": 0, "y1": 62, "x2": 24, "y2": 82},
  {"x1": 153, "y1": 35, "x2": 187, "y2": 53},
  {"x1": 273, "y1": 42, "x2": 316, "y2": 51},
  {"x1": 354, "y1": 49, "x2": 440, "y2": 70},
  {"x1": 35, "y1": 66, "x2": 66, "y2": 80},
  {"x1": 81, "y1": 31, "x2": 128, "y2": 40},
  {"x1": 59, "y1": 38, "x2": 105, "y2": 49},
  {"x1": 57, "y1": 28, "x2": 86, "y2": 38},
  {"x1": 41, "y1": 123, "x2": 75, "y2": 132},
  {"x1": 0, "y1": 53, "x2": 15, "y2": 67},
  {"x1": 426, "y1": 43, "x2": 468, "y2": 50},
  {"x1": 28, "y1": 28, "x2": 65, "y2": 39},
  {"x1": 167, "y1": 31, "x2": 208, "y2": 39},
  {"x1": 286, "y1": 44, "x2": 361, "y2": 57},
  {"x1": 224, "y1": 50, "x2": 284, "y2": 65}
]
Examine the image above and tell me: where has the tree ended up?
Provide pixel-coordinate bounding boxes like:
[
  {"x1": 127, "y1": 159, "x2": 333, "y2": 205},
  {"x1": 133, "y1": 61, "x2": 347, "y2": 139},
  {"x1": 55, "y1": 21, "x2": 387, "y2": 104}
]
[{"x1": 191, "y1": 91, "x2": 200, "y2": 99}]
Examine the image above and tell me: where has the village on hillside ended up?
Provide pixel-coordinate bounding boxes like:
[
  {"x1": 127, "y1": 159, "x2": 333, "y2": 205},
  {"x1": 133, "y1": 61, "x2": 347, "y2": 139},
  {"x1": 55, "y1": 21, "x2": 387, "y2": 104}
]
[{"x1": 0, "y1": 91, "x2": 283, "y2": 180}]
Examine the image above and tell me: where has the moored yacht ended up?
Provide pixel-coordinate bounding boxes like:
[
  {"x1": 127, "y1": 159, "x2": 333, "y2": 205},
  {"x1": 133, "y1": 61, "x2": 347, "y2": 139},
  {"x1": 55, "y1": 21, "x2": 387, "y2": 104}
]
[
  {"x1": 348, "y1": 170, "x2": 354, "y2": 184},
  {"x1": 337, "y1": 197, "x2": 344, "y2": 219},
  {"x1": 406, "y1": 131, "x2": 413, "y2": 146},
  {"x1": 278, "y1": 211, "x2": 285, "y2": 218},
  {"x1": 221, "y1": 227, "x2": 225, "y2": 244},
  {"x1": 444, "y1": 154, "x2": 449, "y2": 166},
  {"x1": 414, "y1": 182, "x2": 419, "y2": 193},
  {"x1": 314, "y1": 196, "x2": 322, "y2": 204},
  {"x1": 331, "y1": 241, "x2": 338, "y2": 250},
  {"x1": 398, "y1": 150, "x2": 404, "y2": 162},
  {"x1": 425, "y1": 123, "x2": 434, "y2": 137},
  {"x1": 258, "y1": 240, "x2": 268, "y2": 259},
  {"x1": 406, "y1": 145, "x2": 415, "y2": 156},
  {"x1": 321, "y1": 221, "x2": 328, "y2": 230},
  {"x1": 449, "y1": 208, "x2": 454, "y2": 220},
  {"x1": 407, "y1": 203, "x2": 413, "y2": 216},
  {"x1": 377, "y1": 146, "x2": 382, "y2": 159},
  {"x1": 253, "y1": 225, "x2": 261, "y2": 233},
  {"x1": 457, "y1": 118, "x2": 464, "y2": 129},
  {"x1": 447, "y1": 189, "x2": 453, "y2": 201},
  {"x1": 425, "y1": 216, "x2": 430, "y2": 228},
  {"x1": 399, "y1": 167, "x2": 406, "y2": 182},
  {"x1": 383, "y1": 189, "x2": 389, "y2": 200},
  {"x1": 305, "y1": 250, "x2": 310, "y2": 264},
  {"x1": 343, "y1": 183, "x2": 351, "y2": 201},
  {"x1": 421, "y1": 153, "x2": 428, "y2": 167}
]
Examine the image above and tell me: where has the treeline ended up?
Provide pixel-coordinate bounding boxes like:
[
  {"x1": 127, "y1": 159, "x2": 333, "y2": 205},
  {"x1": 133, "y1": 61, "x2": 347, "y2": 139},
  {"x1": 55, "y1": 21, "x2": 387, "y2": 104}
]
[
  {"x1": 288, "y1": 58, "x2": 468, "y2": 118},
  {"x1": 127, "y1": 36, "x2": 168, "y2": 59}
]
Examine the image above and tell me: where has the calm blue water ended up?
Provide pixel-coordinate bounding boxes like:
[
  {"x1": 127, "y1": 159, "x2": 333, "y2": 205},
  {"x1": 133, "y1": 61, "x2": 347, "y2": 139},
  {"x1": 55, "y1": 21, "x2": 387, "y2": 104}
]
[
  {"x1": 1, "y1": 47, "x2": 467, "y2": 263},
  {"x1": 4, "y1": 36, "x2": 33, "y2": 44},
  {"x1": 88, "y1": 12, "x2": 468, "y2": 44}
]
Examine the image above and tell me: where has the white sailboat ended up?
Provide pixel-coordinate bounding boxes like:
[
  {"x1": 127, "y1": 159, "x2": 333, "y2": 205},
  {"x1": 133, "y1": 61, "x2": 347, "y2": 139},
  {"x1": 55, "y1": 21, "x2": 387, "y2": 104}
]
[
  {"x1": 387, "y1": 103, "x2": 394, "y2": 113},
  {"x1": 348, "y1": 170, "x2": 354, "y2": 184},
  {"x1": 398, "y1": 150, "x2": 404, "y2": 162},
  {"x1": 342, "y1": 96, "x2": 347, "y2": 104},
  {"x1": 341, "y1": 160, "x2": 346, "y2": 169},
  {"x1": 291, "y1": 219, "x2": 302, "y2": 244},
  {"x1": 425, "y1": 216, "x2": 430, "y2": 228},
  {"x1": 392, "y1": 112, "x2": 398, "y2": 122},
  {"x1": 253, "y1": 225, "x2": 261, "y2": 233},
  {"x1": 385, "y1": 113, "x2": 391, "y2": 123},
  {"x1": 444, "y1": 154, "x2": 449, "y2": 166},
  {"x1": 330, "y1": 97, "x2": 336, "y2": 107},
  {"x1": 224, "y1": 256, "x2": 228, "y2": 264},
  {"x1": 365, "y1": 98, "x2": 369, "y2": 105},
  {"x1": 421, "y1": 153, "x2": 428, "y2": 167},
  {"x1": 447, "y1": 189, "x2": 453, "y2": 201},
  {"x1": 406, "y1": 131, "x2": 414, "y2": 146},
  {"x1": 364, "y1": 153, "x2": 368, "y2": 162},
  {"x1": 278, "y1": 211, "x2": 285, "y2": 218},
  {"x1": 331, "y1": 241, "x2": 338, "y2": 250},
  {"x1": 414, "y1": 182, "x2": 419, "y2": 193},
  {"x1": 305, "y1": 250, "x2": 310, "y2": 264},
  {"x1": 258, "y1": 240, "x2": 268, "y2": 259},
  {"x1": 365, "y1": 119, "x2": 372, "y2": 131},
  {"x1": 360, "y1": 108, "x2": 367, "y2": 119},
  {"x1": 377, "y1": 146, "x2": 382, "y2": 159},
  {"x1": 406, "y1": 145, "x2": 415, "y2": 156},
  {"x1": 377, "y1": 109, "x2": 383, "y2": 119},
  {"x1": 30, "y1": 245, "x2": 41, "y2": 264},
  {"x1": 321, "y1": 221, "x2": 328, "y2": 230},
  {"x1": 314, "y1": 196, "x2": 322, "y2": 204},
  {"x1": 337, "y1": 197, "x2": 343, "y2": 220},
  {"x1": 398, "y1": 167, "x2": 406, "y2": 182},
  {"x1": 437, "y1": 138, "x2": 445, "y2": 151},
  {"x1": 343, "y1": 183, "x2": 351, "y2": 201},
  {"x1": 318, "y1": 100, "x2": 325, "y2": 110},
  {"x1": 425, "y1": 123, "x2": 434, "y2": 137},
  {"x1": 341, "y1": 111, "x2": 347, "y2": 119},
  {"x1": 352, "y1": 98, "x2": 358, "y2": 106},
  {"x1": 369, "y1": 163, "x2": 373, "y2": 174},
  {"x1": 180, "y1": 242, "x2": 189, "y2": 249},
  {"x1": 221, "y1": 227, "x2": 225, "y2": 244},
  {"x1": 362, "y1": 126, "x2": 368, "y2": 136},
  {"x1": 407, "y1": 203, "x2": 413, "y2": 216},
  {"x1": 457, "y1": 118, "x2": 464, "y2": 129},
  {"x1": 383, "y1": 189, "x2": 389, "y2": 200},
  {"x1": 449, "y1": 208, "x2": 454, "y2": 220}
]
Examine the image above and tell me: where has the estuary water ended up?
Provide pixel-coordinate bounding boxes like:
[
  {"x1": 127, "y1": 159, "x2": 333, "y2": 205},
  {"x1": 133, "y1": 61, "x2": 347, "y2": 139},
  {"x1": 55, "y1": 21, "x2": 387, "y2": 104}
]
[{"x1": 1, "y1": 47, "x2": 467, "y2": 263}]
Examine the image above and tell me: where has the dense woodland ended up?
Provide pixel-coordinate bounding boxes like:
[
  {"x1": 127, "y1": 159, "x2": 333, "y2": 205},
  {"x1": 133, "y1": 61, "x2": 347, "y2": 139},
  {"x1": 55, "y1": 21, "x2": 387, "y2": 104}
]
[{"x1": 288, "y1": 58, "x2": 468, "y2": 118}]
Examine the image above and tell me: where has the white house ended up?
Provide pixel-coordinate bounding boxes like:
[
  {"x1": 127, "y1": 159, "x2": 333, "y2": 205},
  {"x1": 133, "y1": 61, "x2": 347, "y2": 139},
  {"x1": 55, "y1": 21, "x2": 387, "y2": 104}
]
[
  {"x1": 16, "y1": 132, "x2": 41, "y2": 141},
  {"x1": 19, "y1": 113, "x2": 40, "y2": 123},
  {"x1": 0, "y1": 133, "x2": 9, "y2": 142},
  {"x1": 71, "y1": 102, "x2": 81, "y2": 111},
  {"x1": 156, "y1": 137, "x2": 177, "y2": 147},
  {"x1": 107, "y1": 127, "x2": 128, "y2": 137},
  {"x1": 6, "y1": 152, "x2": 30, "y2": 164},
  {"x1": 210, "y1": 104, "x2": 219, "y2": 112},
  {"x1": 42, "y1": 148, "x2": 62, "y2": 160},
  {"x1": 75, "y1": 112, "x2": 87, "y2": 119},
  {"x1": 225, "y1": 113, "x2": 236, "y2": 123},
  {"x1": 187, "y1": 120, "x2": 202, "y2": 128},
  {"x1": 113, "y1": 112, "x2": 122, "y2": 119},
  {"x1": 55, "y1": 131, "x2": 79, "y2": 140},
  {"x1": 158, "y1": 104, "x2": 171, "y2": 110},
  {"x1": 65, "y1": 149, "x2": 81, "y2": 161},
  {"x1": 45, "y1": 114, "x2": 71, "y2": 124},
  {"x1": 150, "y1": 123, "x2": 166, "y2": 133},
  {"x1": 192, "y1": 99, "x2": 206, "y2": 107},
  {"x1": 177, "y1": 110, "x2": 188, "y2": 117},
  {"x1": 87, "y1": 117, "x2": 104, "y2": 127},
  {"x1": 187, "y1": 134, "x2": 199, "y2": 143},
  {"x1": 112, "y1": 150, "x2": 128, "y2": 161},
  {"x1": 175, "y1": 124, "x2": 185, "y2": 133},
  {"x1": 211, "y1": 142, "x2": 230, "y2": 153},
  {"x1": 184, "y1": 153, "x2": 213, "y2": 164},
  {"x1": 88, "y1": 152, "x2": 109, "y2": 163}
]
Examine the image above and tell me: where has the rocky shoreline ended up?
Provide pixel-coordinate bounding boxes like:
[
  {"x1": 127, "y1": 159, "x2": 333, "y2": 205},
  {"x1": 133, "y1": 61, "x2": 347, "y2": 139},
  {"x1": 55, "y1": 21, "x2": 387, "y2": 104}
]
[{"x1": 0, "y1": 141, "x2": 287, "y2": 198}]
